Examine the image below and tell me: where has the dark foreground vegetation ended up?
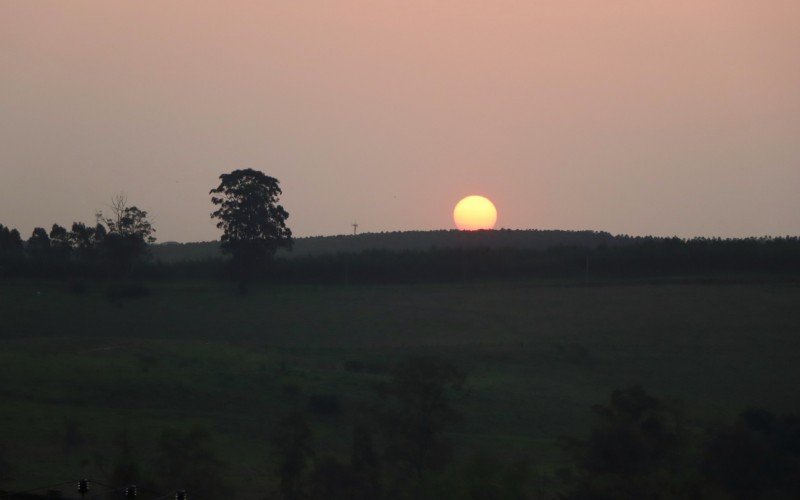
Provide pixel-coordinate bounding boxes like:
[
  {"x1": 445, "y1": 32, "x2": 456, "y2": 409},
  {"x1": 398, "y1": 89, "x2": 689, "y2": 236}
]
[
  {"x1": 1, "y1": 280, "x2": 799, "y2": 498},
  {"x1": 3, "y1": 379, "x2": 799, "y2": 499}
]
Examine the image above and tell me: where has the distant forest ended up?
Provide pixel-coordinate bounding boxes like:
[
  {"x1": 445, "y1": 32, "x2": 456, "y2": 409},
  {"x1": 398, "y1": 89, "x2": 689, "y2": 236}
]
[
  {"x1": 152, "y1": 229, "x2": 620, "y2": 262},
  {"x1": 2, "y1": 225, "x2": 799, "y2": 284}
]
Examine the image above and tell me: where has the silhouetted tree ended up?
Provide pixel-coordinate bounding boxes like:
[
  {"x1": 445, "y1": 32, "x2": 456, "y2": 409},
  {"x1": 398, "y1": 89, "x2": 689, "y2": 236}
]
[
  {"x1": 97, "y1": 194, "x2": 156, "y2": 276},
  {"x1": 377, "y1": 357, "x2": 466, "y2": 481},
  {"x1": 560, "y1": 386, "x2": 699, "y2": 499},
  {"x1": 49, "y1": 224, "x2": 70, "y2": 248},
  {"x1": 210, "y1": 169, "x2": 292, "y2": 291},
  {"x1": 69, "y1": 222, "x2": 93, "y2": 255},
  {"x1": 0, "y1": 446, "x2": 7, "y2": 483},
  {"x1": 703, "y1": 409, "x2": 800, "y2": 499},
  {"x1": 291, "y1": 424, "x2": 383, "y2": 500},
  {"x1": 309, "y1": 456, "x2": 359, "y2": 500},
  {"x1": 0, "y1": 224, "x2": 24, "y2": 274},
  {"x1": 272, "y1": 412, "x2": 315, "y2": 500},
  {"x1": 350, "y1": 425, "x2": 381, "y2": 500},
  {"x1": 49, "y1": 223, "x2": 72, "y2": 266},
  {"x1": 110, "y1": 428, "x2": 141, "y2": 487},
  {"x1": 460, "y1": 452, "x2": 531, "y2": 500},
  {"x1": 27, "y1": 227, "x2": 51, "y2": 264},
  {"x1": 0, "y1": 225, "x2": 22, "y2": 250},
  {"x1": 155, "y1": 427, "x2": 228, "y2": 498},
  {"x1": 69, "y1": 221, "x2": 104, "y2": 266},
  {"x1": 94, "y1": 222, "x2": 107, "y2": 243}
]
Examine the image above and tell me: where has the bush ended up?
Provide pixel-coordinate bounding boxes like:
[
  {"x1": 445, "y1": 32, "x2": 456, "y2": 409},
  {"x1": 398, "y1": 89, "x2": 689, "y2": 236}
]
[
  {"x1": 344, "y1": 360, "x2": 365, "y2": 372},
  {"x1": 307, "y1": 394, "x2": 342, "y2": 416},
  {"x1": 344, "y1": 360, "x2": 386, "y2": 374},
  {"x1": 106, "y1": 283, "x2": 150, "y2": 300},
  {"x1": 282, "y1": 384, "x2": 303, "y2": 400},
  {"x1": 156, "y1": 427, "x2": 229, "y2": 498},
  {"x1": 67, "y1": 279, "x2": 87, "y2": 294}
]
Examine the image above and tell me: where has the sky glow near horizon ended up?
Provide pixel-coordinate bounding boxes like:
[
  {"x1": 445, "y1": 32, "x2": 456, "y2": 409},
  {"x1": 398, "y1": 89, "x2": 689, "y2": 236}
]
[{"x1": 1, "y1": 2, "x2": 799, "y2": 242}]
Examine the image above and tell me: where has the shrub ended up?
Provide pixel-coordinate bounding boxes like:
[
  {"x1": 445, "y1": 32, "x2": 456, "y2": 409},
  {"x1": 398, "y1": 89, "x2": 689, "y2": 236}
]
[
  {"x1": 106, "y1": 283, "x2": 150, "y2": 300},
  {"x1": 307, "y1": 394, "x2": 342, "y2": 416}
]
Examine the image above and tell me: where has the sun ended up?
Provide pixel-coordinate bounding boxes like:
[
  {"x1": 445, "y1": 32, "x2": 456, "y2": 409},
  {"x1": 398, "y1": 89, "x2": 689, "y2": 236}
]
[{"x1": 453, "y1": 195, "x2": 498, "y2": 230}]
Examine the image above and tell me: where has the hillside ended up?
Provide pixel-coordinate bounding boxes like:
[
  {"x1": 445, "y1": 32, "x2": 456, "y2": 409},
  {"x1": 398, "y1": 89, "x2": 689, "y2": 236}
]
[
  {"x1": 2, "y1": 280, "x2": 799, "y2": 497},
  {"x1": 151, "y1": 229, "x2": 618, "y2": 263}
]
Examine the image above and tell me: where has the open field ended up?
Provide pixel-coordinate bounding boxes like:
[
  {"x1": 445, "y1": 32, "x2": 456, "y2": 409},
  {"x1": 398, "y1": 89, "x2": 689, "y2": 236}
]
[{"x1": 1, "y1": 278, "x2": 800, "y2": 496}]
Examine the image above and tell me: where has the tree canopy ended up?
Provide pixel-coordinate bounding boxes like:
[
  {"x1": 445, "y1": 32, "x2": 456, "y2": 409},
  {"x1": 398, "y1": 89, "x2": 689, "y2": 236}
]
[
  {"x1": 210, "y1": 168, "x2": 292, "y2": 285},
  {"x1": 96, "y1": 193, "x2": 156, "y2": 276}
]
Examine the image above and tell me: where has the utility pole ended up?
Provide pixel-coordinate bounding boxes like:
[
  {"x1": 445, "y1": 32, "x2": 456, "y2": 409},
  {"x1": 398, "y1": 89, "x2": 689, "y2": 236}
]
[
  {"x1": 352, "y1": 222, "x2": 359, "y2": 235},
  {"x1": 78, "y1": 479, "x2": 89, "y2": 498}
]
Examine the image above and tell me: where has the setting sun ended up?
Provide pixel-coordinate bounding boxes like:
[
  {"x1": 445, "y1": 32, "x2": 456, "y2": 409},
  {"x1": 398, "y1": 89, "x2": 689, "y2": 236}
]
[{"x1": 453, "y1": 195, "x2": 498, "y2": 230}]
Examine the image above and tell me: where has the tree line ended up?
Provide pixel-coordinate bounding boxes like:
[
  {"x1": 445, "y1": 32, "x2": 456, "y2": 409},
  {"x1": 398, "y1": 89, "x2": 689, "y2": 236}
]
[
  {"x1": 115, "y1": 236, "x2": 800, "y2": 285},
  {"x1": 253, "y1": 236, "x2": 800, "y2": 284},
  {"x1": 2, "y1": 168, "x2": 799, "y2": 285},
  {"x1": 5, "y1": 228, "x2": 800, "y2": 286},
  {"x1": 0, "y1": 169, "x2": 292, "y2": 289},
  {"x1": 0, "y1": 193, "x2": 155, "y2": 280}
]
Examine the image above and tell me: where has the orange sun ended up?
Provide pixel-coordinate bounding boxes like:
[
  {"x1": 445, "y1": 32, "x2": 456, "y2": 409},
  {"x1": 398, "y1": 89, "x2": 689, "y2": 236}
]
[{"x1": 453, "y1": 195, "x2": 498, "y2": 230}]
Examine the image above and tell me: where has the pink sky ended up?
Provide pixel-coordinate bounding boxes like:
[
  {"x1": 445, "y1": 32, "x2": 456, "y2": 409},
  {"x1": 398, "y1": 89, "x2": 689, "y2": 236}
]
[{"x1": 1, "y1": 1, "x2": 798, "y2": 241}]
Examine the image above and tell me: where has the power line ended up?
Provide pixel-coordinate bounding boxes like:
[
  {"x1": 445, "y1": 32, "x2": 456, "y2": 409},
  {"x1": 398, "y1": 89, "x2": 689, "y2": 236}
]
[
  {"x1": 0, "y1": 480, "x2": 75, "y2": 498},
  {"x1": 83, "y1": 484, "x2": 129, "y2": 499},
  {"x1": 0, "y1": 479, "x2": 182, "y2": 500}
]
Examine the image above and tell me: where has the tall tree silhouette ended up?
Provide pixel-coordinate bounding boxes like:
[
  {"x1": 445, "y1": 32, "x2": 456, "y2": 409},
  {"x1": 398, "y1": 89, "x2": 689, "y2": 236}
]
[
  {"x1": 27, "y1": 227, "x2": 51, "y2": 264},
  {"x1": 0, "y1": 224, "x2": 24, "y2": 275},
  {"x1": 49, "y1": 224, "x2": 72, "y2": 264},
  {"x1": 0, "y1": 224, "x2": 23, "y2": 254},
  {"x1": 210, "y1": 169, "x2": 292, "y2": 291},
  {"x1": 69, "y1": 222, "x2": 102, "y2": 263}
]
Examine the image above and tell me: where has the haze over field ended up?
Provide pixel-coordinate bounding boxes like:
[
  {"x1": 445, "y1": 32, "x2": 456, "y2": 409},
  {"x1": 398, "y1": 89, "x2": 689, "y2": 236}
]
[
  {"x1": 2, "y1": 2, "x2": 799, "y2": 241},
  {"x1": 5, "y1": 4, "x2": 800, "y2": 499}
]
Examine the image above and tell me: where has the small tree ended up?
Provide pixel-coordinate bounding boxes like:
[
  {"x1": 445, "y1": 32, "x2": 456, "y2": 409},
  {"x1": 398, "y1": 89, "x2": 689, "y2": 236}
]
[
  {"x1": 155, "y1": 427, "x2": 229, "y2": 498},
  {"x1": 0, "y1": 224, "x2": 24, "y2": 271},
  {"x1": 0, "y1": 225, "x2": 22, "y2": 251},
  {"x1": 272, "y1": 412, "x2": 315, "y2": 500},
  {"x1": 377, "y1": 357, "x2": 466, "y2": 481},
  {"x1": 69, "y1": 222, "x2": 102, "y2": 263},
  {"x1": 110, "y1": 428, "x2": 141, "y2": 487},
  {"x1": 210, "y1": 169, "x2": 292, "y2": 290},
  {"x1": 350, "y1": 425, "x2": 381, "y2": 500},
  {"x1": 703, "y1": 409, "x2": 800, "y2": 498},
  {"x1": 96, "y1": 194, "x2": 156, "y2": 276},
  {"x1": 0, "y1": 441, "x2": 8, "y2": 482},
  {"x1": 27, "y1": 227, "x2": 51, "y2": 263},
  {"x1": 560, "y1": 386, "x2": 698, "y2": 499},
  {"x1": 49, "y1": 224, "x2": 72, "y2": 264}
]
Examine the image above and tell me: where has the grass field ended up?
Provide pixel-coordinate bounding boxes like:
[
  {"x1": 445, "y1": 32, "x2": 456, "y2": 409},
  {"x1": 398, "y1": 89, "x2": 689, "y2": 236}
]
[{"x1": 1, "y1": 278, "x2": 799, "y2": 497}]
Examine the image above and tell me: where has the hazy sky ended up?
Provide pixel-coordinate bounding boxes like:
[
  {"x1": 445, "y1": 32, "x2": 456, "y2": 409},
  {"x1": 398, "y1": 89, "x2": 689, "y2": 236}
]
[{"x1": 2, "y1": 1, "x2": 798, "y2": 241}]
